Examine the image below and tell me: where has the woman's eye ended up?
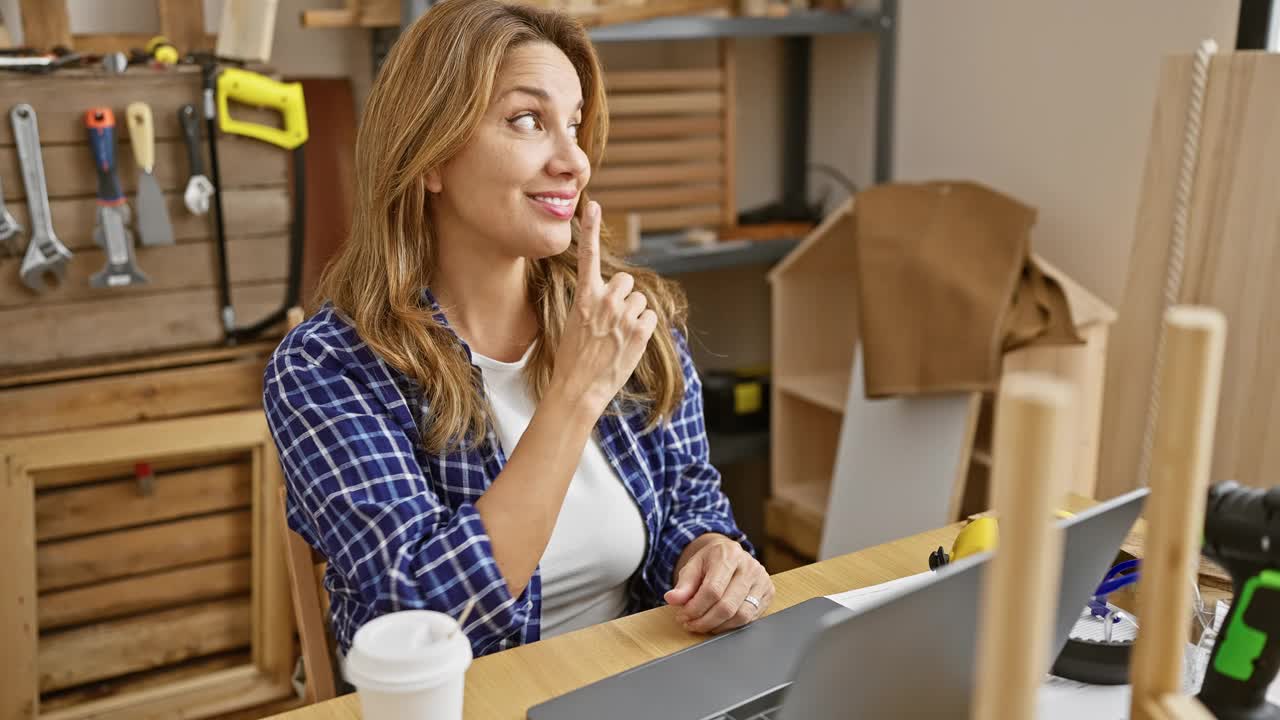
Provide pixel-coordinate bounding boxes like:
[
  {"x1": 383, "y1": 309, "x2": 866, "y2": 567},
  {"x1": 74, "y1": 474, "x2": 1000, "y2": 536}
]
[{"x1": 512, "y1": 114, "x2": 540, "y2": 131}]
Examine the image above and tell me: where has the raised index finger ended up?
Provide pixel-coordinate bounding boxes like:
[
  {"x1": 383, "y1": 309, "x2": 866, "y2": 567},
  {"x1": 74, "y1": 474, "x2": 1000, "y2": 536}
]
[{"x1": 577, "y1": 200, "x2": 603, "y2": 292}]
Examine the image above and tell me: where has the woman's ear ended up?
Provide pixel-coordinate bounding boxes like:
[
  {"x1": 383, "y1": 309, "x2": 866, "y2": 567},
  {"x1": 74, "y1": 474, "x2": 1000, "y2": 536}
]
[{"x1": 425, "y1": 168, "x2": 443, "y2": 194}]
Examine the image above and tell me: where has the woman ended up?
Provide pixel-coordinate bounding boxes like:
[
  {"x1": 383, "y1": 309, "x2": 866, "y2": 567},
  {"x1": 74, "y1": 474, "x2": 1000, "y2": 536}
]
[{"x1": 263, "y1": 0, "x2": 773, "y2": 659}]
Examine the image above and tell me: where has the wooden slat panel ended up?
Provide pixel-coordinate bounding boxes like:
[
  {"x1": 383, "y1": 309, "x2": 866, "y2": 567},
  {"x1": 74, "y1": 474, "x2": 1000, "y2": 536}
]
[
  {"x1": 0, "y1": 68, "x2": 277, "y2": 145},
  {"x1": 604, "y1": 139, "x2": 722, "y2": 165},
  {"x1": 0, "y1": 138, "x2": 288, "y2": 202},
  {"x1": 37, "y1": 511, "x2": 252, "y2": 592},
  {"x1": 38, "y1": 558, "x2": 252, "y2": 631},
  {"x1": 38, "y1": 596, "x2": 252, "y2": 693},
  {"x1": 0, "y1": 282, "x2": 288, "y2": 368},
  {"x1": 4, "y1": 187, "x2": 291, "y2": 254},
  {"x1": 38, "y1": 650, "x2": 251, "y2": 714},
  {"x1": 635, "y1": 205, "x2": 724, "y2": 231},
  {"x1": 0, "y1": 234, "x2": 289, "y2": 309},
  {"x1": 720, "y1": 38, "x2": 737, "y2": 230},
  {"x1": 38, "y1": 666, "x2": 288, "y2": 720},
  {"x1": 607, "y1": 91, "x2": 723, "y2": 116},
  {"x1": 0, "y1": 340, "x2": 274, "y2": 390},
  {"x1": 4, "y1": 363, "x2": 263, "y2": 442},
  {"x1": 36, "y1": 462, "x2": 252, "y2": 541},
  {"x1": 604, "y1": 69, "x2": 723, "y2": 92},
  {"x1": 608, "y1": 115, "x2": 723, "y2": 141},
  {"x1": 591, "y1": 183, "x2": 723, "y2": 211},
  {"x1": 33, "y1": 450, "x2": 250, "y2": 491},
  {"x1": 592, "y1": 161, "x2": 723, "y2": 190}
]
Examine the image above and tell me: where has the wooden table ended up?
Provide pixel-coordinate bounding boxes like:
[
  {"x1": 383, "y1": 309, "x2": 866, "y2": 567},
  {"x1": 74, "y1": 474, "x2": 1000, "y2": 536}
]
[{"x1": 265, "y1": 521, "x2": 965, "y2": 720}]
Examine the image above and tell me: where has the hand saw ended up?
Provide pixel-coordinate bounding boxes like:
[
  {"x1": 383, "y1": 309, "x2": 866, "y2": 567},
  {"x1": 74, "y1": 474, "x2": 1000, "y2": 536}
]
[{"x1": 203, "y1": 64, "x2": 309, "y2": 343}]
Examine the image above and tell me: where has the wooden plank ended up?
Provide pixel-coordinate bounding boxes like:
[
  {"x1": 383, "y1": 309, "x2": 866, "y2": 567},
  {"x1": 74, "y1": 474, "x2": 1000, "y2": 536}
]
[
  {"x1": 37, "y1": 510, "x2": 252, "y2": 592},
  {"x1": 608, "y1": 115, "x2": 722, "y2": 140},
  {"x1": 34, "y1": 450, "x2": 250, "y2": 491},
  {"x1": 0, "y1": 138, "x2": 289, "y2": 201},
  {"x1": 592, "y1": 161, "x2": 723, "y2": 190},
  {"x1": 0, "y1": 339, "x2": 275, "y2": 390},
  {"x1": 4, "y1": 186, "x2": 291, "y2": 254},
  {"x1": 604, "y1": 138, "x2": 721, "y2": 164},
  {"x1": 68, "y1": 33, "x2": 154, "y2": 55},
  {"x1": 2, "y1": 361, "x2": 264, "y2": 441},
  {"x1": 359, "y1": 0, "x2": 400, "y2": 26},
  {"x1": 607, "y1": 92, "x2": 723, "y2": 116},
  {"x1": 973, "y1": 375, "x2": 1072, "y2": 720},
  {"x1": 1129, "y1": 309, "x2": 1225, "y2": 720},
  {"x1": 39, "y1": 666, "x2": 289, "y2": 720},
  {"x1": 37, "y1": 650, "x2": 250, "y2": 714},
  {"x1": 0, "y1": 411, "x2": 270, "y2": 474},
  {"x1": 0, "y1": 234, "x2": 288, "y2": 308},
  {"x1": 38, "y1": 596, "x2": 252, "y2": 693},
  {"x1": 38, "y1": 557, "x2": 252, "y2": 630},
  {"x1": 18, "y1": 0, "x2": 70, "y2": 50},
  {"x1": 0, "y1": 281, "x2": 288, "y2": 368},
  {"x1": 604, "y1": 68, "x2": 724, "y2": 92},
  {"x1": 590, "y1": 183, "x2": 722, "y2": 211},
  {"x1": 765, "y1": 495, "x2": 822, "y2": 560},
  {"x1": 301, "y1": 9, "x2": 358, "y2": 28},
  {"x1": 158, "y1": 0, "x2": 210, "y2": 56},
  {"x1": 1100, "y1": 53, "x2": 1280, "y2": 498},
  {"x1": 217, "y1": 0, "x2": 280, "y2": 63},
  {"x1": 1, "y1": 454, "x2": 39, "y2": 720},
  {"x1": 634, "y1": 205, "x2": 724, "y2": 231},
  {"x1": 36, "y1": 461, "x2": 252, "y2": 541},
  {"x1": 253, "y1": 444, "x2": 296, "y2": 686}
]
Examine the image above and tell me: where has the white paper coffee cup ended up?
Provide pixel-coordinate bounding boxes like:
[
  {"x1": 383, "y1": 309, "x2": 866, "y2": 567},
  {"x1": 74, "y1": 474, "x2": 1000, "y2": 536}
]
[{"x1": 344, "y1": 610, "x2": 473, "y2": 720}]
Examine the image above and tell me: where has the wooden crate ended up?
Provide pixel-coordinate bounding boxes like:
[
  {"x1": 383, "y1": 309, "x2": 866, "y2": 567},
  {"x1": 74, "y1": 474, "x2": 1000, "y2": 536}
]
[
  {"x1": 0, "y1": 343, "x2": 296, "y2": 720},
  {"x1": 0, "y1": 66, "x2": 292, "y2": 373}
]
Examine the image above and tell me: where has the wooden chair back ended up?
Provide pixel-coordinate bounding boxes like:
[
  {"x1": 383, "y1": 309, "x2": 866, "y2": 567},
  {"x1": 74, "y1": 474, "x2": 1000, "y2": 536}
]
[{"x1": 277, "y1": 485, "x2": 338, "y2": 703}]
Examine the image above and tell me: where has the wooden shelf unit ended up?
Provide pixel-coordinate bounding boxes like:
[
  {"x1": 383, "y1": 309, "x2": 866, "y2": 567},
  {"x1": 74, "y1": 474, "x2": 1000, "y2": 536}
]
[{"x1": 764, "y1": 198, "x2": 1116, "y2": 566}]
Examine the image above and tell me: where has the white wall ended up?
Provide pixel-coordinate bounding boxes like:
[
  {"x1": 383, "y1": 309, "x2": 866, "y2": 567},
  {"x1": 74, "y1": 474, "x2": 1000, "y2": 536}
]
[{"x1": 894, "y1": 0, "x2": 1240, "y2": 307}]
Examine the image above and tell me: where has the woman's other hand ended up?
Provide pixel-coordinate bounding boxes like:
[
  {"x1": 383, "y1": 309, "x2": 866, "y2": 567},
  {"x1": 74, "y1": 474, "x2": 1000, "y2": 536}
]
[
  {"x1": 551, "y1": 200, "x2": 658, "y2": 419},
  {"x1": 664, "y1": 534, "x2": 774, "y2": 634}
]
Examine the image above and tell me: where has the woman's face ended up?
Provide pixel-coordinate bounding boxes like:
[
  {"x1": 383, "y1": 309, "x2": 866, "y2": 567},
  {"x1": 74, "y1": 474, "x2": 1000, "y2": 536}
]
[{"x1": 429, "y1": 41, "x2": 591, "y2": 261}]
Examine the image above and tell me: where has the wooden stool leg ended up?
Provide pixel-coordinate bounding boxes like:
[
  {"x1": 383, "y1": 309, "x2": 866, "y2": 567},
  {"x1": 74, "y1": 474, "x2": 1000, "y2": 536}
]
[
  {"x1": 972, "y1": 373, "x2": 1074, "y2": 720},
  {"x1": 1129, "y1": 306, "x2": 1227, "y2": 720}
]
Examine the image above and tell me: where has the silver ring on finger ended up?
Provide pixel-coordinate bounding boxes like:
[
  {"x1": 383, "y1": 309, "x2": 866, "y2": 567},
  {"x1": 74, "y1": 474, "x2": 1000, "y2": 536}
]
[{"x1": 743, "y1": 595, "x2": 761, "y2": 612}]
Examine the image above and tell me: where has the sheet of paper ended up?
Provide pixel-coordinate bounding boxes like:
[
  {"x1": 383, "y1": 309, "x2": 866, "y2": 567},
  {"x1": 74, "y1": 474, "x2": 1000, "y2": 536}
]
[{"x1": 824, "y1": 570, "x2": 939, "y2": 614}]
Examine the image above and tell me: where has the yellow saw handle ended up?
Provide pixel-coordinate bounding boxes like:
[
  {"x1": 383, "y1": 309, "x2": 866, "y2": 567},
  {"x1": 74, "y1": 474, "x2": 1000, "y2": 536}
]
[{"x1": 216, "y1": 67, "x2": 308, "y2": 150}]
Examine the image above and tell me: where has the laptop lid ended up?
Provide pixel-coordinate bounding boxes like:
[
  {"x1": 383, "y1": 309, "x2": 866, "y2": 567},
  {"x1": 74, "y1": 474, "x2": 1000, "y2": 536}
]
[{"x1": 776, "y1": 487, "x2": 1149, "y2": 719}]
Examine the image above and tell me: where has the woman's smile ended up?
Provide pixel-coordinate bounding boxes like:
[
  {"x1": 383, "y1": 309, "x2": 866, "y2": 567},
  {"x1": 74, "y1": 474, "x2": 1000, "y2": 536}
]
[{"x1": 527, "y1": 191, "x2": 578, "y2": 220}]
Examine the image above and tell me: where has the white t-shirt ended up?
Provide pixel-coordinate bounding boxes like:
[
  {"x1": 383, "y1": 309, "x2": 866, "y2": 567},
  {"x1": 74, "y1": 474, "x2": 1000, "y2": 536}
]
[{"x1": 471, "y1": 345, "x2": 647, "y2": 638}]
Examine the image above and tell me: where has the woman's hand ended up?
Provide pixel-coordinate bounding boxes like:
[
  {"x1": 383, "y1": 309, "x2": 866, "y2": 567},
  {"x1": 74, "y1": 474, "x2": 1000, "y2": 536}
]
[
  {"x1": 551, "y1": 200, "x2": 659, "y2": 419},
  {"x1": 664, "y1": 534, "x2": 774, "y2": 634}
]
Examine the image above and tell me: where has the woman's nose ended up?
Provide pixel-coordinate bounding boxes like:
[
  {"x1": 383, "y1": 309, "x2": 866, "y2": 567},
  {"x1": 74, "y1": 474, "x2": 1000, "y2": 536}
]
[{"x1": 547, "y1": 132, "x2": 590, "y2": 179}]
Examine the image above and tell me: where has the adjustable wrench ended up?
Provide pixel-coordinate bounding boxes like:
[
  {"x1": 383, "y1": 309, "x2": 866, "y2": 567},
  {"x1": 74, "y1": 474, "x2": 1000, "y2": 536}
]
[
  {"x1": 0, "y1": 175, "x2": 21, "y2": 256},
  {"x1": 10, "y1": 104, "x2": 73, "y2": 293},
  {"x1": 86, "y1": 108, "x2": 147, "y2": 288}
]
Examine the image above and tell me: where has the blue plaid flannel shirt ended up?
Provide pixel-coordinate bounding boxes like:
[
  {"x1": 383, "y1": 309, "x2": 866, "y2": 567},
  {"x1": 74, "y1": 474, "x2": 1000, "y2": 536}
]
[{"x1": 263, "y1": 293, "x2": 752, "y2": 658}]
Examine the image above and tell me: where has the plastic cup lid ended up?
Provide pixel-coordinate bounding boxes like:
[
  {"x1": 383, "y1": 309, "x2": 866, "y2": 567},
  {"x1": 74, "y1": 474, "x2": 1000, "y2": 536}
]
[{"x1": 344, "y1": 610, "x2": 473, "y2": 693}]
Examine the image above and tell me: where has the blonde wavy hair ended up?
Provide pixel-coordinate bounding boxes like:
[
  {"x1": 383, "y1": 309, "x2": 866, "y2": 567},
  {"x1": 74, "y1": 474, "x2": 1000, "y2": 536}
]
[{"x1": 316, "y1": 0, "x2": 689, "y2": 454}]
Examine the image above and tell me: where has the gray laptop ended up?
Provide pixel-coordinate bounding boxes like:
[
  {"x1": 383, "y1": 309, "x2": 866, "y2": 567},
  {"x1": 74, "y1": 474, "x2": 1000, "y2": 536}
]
[{"x1": 527, "y1": 487, "x2": 1148, "y2": 720}]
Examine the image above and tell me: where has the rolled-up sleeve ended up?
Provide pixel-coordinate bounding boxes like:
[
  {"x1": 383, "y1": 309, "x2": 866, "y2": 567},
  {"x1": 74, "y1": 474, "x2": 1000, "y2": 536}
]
[
  {"x1": 649, "y1": 330, "x2": 755, "y2": 597},
  {"x1": 264, "y1": 349, "x2": 530, "y2": 656}
]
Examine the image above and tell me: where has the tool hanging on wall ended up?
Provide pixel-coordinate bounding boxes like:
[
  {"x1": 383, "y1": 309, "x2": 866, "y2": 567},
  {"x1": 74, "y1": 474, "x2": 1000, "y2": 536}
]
[
  {"x1": 86, "y1": 108, "x2": 148, "y2": 288},
  {"x1": 202, "y1": 64, "x2": 307, "y2": 343},
  {"x1": 178, "y1": 104, "x2": 214, "y2": 215},
  {"x1": 125, "y1": 101, "x2": 175, "y2": 246},
  {"x1": 10, "y1": 103, "x2": 72, "y2": 293},
  {"x1": 0, "y1": 175, "x2": 22, "y2": 256}
]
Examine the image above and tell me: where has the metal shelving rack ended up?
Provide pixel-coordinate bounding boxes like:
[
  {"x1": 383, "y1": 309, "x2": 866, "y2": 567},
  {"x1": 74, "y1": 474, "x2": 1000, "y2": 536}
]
[{"x1": 394, "y1": 1, "x2": 899, "y2": 276}]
